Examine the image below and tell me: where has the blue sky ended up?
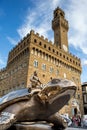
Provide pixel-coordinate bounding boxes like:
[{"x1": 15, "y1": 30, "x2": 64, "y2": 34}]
[{"x1": 0, "y1": 0, "x2": 87, "y2": 83}]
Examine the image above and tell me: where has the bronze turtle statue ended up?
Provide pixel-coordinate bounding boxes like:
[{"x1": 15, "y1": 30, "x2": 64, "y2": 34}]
[{"x1": 0, "y1": 78, "x2": 76, "y2": 130}]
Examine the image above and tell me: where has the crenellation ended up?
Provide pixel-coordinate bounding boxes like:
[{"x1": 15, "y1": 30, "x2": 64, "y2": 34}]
[
  {"x1": 30, "y1": 29, "x2": 35, "y2": 34},
  {"x1": 49, "y1": 40, "x2": 53, "y2": 44},
  {"x1": 36, "y1": 32, "x2": 39, "y2": 36},
  {"x1": 41, "y1": 35, "x2": 44, "y2": 39},
  {"x1": 7, "y1": 36, "x2": 30, "y2": 64},
  {"x1": 45, "y1": 38, "x2": 48, "y2": 42},
  {"x1": 54, "y1": 6, "x2": 65, "y2": 18},
  {"x1": 31, "y1": 34, "x2": 81, "y2": 69}
]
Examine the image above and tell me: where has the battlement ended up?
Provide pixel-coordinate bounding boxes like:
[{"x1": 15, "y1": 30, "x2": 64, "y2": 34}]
[
  {"x1": 29, "y1": 30, "x2": 81, "y2": 71},
  {"x1": 6, "y1": 29, "x2": 81, "y2": 71},
  {"x1": 30, "y1": 29, "x2": 52, "y2": 44},
  {"x1": 52, "y1": 8, "x2": 69, "y2": 30},
  {"x1": 54, "y1": 7, "x2": 65, "y2": 18},
  {"x1": 7, "y1": 33, "x2": 31, "y2": 65}
]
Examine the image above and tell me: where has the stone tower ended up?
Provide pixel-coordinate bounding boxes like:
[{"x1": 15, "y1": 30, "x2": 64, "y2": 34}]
[{"x1": 52, "y1": 7, "x2": 69, "y2": 52}]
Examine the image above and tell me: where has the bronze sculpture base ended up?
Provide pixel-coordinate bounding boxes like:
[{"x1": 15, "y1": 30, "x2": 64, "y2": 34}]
[{"x1": 7, "y1": 121, "x2": 67, "y2": 130}]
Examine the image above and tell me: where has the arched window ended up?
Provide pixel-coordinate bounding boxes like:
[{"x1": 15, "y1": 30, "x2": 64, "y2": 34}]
[
  {"x1": 39, "y1": 42, "x2": 42, "y2": 46},
  {"x1": 48, "y1": 47, "x2": 51, "y2": 51},
  {"x1": 44, "y1": 44, "x2": 46, "y2": 48},
  {"x1": 34, "y1": 39, "x2": 37, "y2": 43}
]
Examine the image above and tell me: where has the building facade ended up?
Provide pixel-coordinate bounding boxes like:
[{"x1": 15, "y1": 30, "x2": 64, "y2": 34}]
[
  {"x1": 82, "y1": 82, "x2": 87, "y2": 114},
  {"x1": 0, "y1": 7, "x2": 83, "y2": 116}
]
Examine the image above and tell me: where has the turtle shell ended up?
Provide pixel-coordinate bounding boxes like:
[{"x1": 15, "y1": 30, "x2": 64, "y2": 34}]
[{"x1": 0, "y1": 88, "x2": 31, "y2": 111}]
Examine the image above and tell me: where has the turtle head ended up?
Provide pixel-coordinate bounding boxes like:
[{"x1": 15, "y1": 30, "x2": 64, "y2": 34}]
[{"x1": 38, "y1": 78, "x2": 76, "y2": 113}]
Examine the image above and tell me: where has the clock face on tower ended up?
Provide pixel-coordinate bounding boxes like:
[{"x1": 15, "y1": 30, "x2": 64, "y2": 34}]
[{"x1": 63, "y1": 44, "x2": 68, "y2": 52}]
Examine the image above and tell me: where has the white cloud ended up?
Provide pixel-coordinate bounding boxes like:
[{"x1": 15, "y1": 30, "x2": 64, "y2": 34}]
[
  {"x1": 7, "y1": 36, "x2": 18, "y2": 45},
  {"x1": 81, "y1": 59, "x2": 87, "y2": 66},
  {"x1": 66, "y1": 0, "x2": 87, "y2": 54},
  {"x1": 0, "y1": 55, "x2": 6, "y2": 69},
  {"x1": 0, "y1": 59, "x2": 5, "y2": 65},
  {"x1": 17, "y1": 0, "x2": 61, "y2": 41}
]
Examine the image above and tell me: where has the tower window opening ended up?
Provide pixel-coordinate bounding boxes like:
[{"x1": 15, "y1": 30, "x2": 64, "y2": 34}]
[
  {"x1": 39, "y1": 42, "x2": 42, "y2": 46},
  {"x1": 48, "y1": 47, "x2": 51, "y2": 51},
  {"x1": 54, "y1": 13, "x2": 57, "y2": 18},
  {"x1": 53, "y1": 49, "x2": 55, "y2": 53},
  {"x1": 44, "y1": 44, "x2": 46, "y2": 48},
  {"x1": 60, "y1": 12, "x2": 63, "y2": 17},
  {"x1": 34, "y1": 39, "x2": 37, "y2": 43}
]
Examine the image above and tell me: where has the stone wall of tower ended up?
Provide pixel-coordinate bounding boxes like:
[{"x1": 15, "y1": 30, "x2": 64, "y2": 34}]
[
  {"x1": 0, "y1": 34, "x2": 31, "y2": 96},
  {"x1": 52, "y1": 7, "x2": 69, "y2": 51}
]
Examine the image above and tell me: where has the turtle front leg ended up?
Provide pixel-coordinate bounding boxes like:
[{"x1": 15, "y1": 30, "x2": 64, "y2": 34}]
[{"x1": 46, "y1": 113, "x2": 68, "y2": 130}]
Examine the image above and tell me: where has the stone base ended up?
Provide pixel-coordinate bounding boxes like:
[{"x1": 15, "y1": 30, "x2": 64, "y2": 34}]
[{"x1": 7, "y1": 121, "x2": 67, "y2": 130}]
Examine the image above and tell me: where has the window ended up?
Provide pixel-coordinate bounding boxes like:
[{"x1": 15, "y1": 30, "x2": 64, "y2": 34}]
[
  {"x1": 49, "y1": 67, "x2": 54, "y2": 73},
  {"x1": 56, "y1": 51, "x2": 58, "y2": 55},
  {"x1": 63, "y1": 55, "x2": 65, "y2": 58},
  {"x1": 39, "y1": 42, "x2": 42, "y2": 46},
  {"x1": 67, "y1": 57, "x2": 69, "y2": 60},
  {"x1": 70, "y1": 58, "x2": 72, "y2": 62},
  {"x1": 78, "y1": 94, "x2": 80, "y2": 99},
  {"x1": 42, "y1": 64, "x2": 46, "y2": 70},
  {"x1": 44, "y1": 44, "x2": 46, "y2": 48},
  {"x1": 73, "y1": 60, "x2": 75, "y2": 64},
  {"x1": 48, "y1": 47, "x2": 51, "y2": 51},
  {"x1": 53, "y1": 49, "x2": 55, "y2": 53},
  {"x1": 84, "y1": 94, "x2": 87, "y2": 103},
  {"x1": 34, "y1": 39, "x2": 37, "y2": 43},
  {"x1": 34, "y1": 60, "x2": 38, "y2": 67},
  {"x1": 86, "y1": 86, "x2": 87, "y2": 92},
  {"x1": 56, "y1": 70, "x2": 59, "y2": 76},
  {"x1": 60, "y1": 53, "x2": 62, "y2": 56}
]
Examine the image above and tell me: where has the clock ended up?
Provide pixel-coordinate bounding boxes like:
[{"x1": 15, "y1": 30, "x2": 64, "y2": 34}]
[{"x1": 63, "y1": 44, "x2": 68, "y2": 52}]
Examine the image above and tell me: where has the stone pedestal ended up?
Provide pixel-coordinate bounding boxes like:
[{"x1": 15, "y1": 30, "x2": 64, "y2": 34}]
[{"x1": 7, "y1": 122, "x2": 67, "y2": 130}]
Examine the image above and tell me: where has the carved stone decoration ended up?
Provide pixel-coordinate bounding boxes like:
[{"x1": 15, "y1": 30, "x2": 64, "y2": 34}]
[{"x1": 0, "y1": 78, "x2": 76, "y2": 130}]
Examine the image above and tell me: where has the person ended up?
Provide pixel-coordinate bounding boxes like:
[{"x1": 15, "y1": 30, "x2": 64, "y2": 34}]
[
  {"x1": 77, "y1": 115, "x2": 81, "y2": 127},
  {"x1": 28, "y1": 71, "x2": 42, "y2": 92}
]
